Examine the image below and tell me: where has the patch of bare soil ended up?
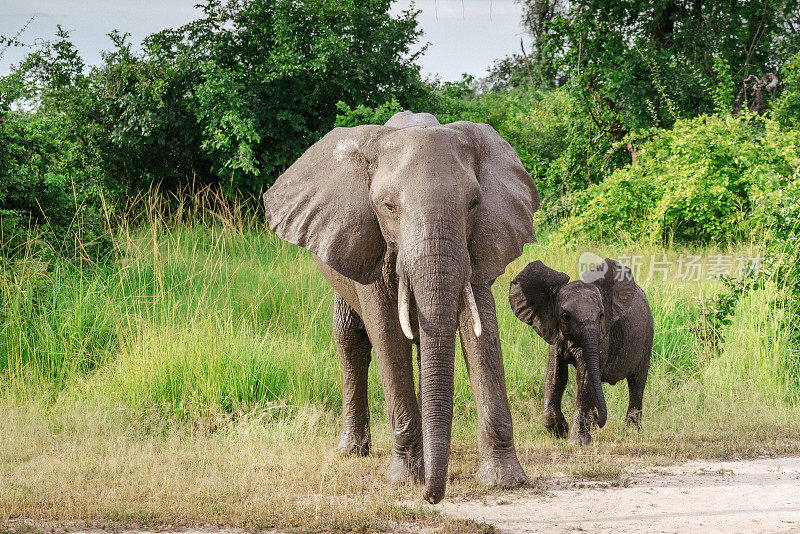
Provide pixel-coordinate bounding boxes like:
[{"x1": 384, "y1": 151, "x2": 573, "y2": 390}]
[{"x1": 440, "y1": 455, "x2": 800, "y2": 533}]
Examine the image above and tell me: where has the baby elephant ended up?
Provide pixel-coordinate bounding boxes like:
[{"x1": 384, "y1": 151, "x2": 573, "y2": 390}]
[{"x1": 509, "y1": 258, "x2": 653, "y2": 444}]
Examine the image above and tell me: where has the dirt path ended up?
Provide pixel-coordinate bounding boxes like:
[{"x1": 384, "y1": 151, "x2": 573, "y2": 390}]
[
  {"x1": 440, "y1": 456, "x2": 800, "y2": 533},
  {"x1": 13, "y1": 456, "x2": 800, "y2": 534}
]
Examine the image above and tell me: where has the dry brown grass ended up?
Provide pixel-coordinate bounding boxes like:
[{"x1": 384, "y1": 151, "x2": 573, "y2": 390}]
[{"x1": 2, "y1": 387, "x2": 799, "y2": 534}]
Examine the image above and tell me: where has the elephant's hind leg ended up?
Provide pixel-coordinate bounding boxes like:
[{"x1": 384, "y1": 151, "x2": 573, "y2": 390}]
[
  {"x1": 625, "y1": 366, "x2": 648, "y2": 431},
  {"x1": 625, "y1": 335, "x2": 651, "y2": 431},
  {"x1": 334, "y1": 292, "x2": 372, "y2": 457}
]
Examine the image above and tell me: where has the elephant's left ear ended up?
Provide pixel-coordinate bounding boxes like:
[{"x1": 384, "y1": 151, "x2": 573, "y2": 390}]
[
  {"x1": 588, "y1": 258, "x2": 640, "y2": 322},
  {"x1": 445, "y1": 122, "x2": 540, "y2": 286}
]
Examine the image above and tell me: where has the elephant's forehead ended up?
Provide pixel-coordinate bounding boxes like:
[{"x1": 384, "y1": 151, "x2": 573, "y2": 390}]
[
  {"x1": 381, "y1": 126, "x2": 471, "y2": 152},
  {"x1": 558, "y1": 282, "x2": 602, "y2": 308},
  {"x1": 377, "y1": 127, "x2": 475, "y2": 173}
]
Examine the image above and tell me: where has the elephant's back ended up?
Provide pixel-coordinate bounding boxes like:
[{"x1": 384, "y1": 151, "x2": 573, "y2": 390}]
[{"x1": 602, "y1": 288, "x2": 653, "y2": 382}]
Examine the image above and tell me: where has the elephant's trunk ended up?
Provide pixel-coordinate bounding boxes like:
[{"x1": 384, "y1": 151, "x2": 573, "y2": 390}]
[
  {"x1": 398, "y1": 271, "x2": 481, "y2": 340},
  {"x1": 580, "y1": 327, "x2": 607, "y2": 428},
  {"x1": 418, "y1": 293, "x2": 458, "y2": 504},
  {"x1": 399, "y1": 231, "x2": 467, "y2": 505}
]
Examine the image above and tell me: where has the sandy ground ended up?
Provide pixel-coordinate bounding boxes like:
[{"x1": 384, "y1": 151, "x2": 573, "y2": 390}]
[
  {"x1": 13, "y1": 456, "x2": 800, "y2": 534},
  {"x1": 440, "y1": 456, "x2": 800, "y2": 533}
]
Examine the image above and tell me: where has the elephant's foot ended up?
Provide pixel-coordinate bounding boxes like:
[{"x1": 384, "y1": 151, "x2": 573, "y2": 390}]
[
  {"x1": 569, "y1": 411, "x2": 593, "y2": 445},
  {"x1": 476, "y1": 451, "x2": 528, "y2": 489},
  {"x1": 386, "y1": 453, "x2": 424, "y2": 485},
  {"x1": 624, "y1": 408, "x2": 642, "y2": 432},
  {"x1": 569, "y1": 429, "x2": 592, "y2": 445},
  {"x1": 543, "y1": 407, "x2": 569, "y2": 439},
  {"x1": 337, "y1": 425, "x2": 371, "y2": 457}
]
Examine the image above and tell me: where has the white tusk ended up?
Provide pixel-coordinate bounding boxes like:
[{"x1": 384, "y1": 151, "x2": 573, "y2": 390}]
[
  {"x1": 463, "y1": 281, "x2": 482, "y2": 338},
  {"x1": 398, "y1": 275, "x2": 414, "y2": 340}
]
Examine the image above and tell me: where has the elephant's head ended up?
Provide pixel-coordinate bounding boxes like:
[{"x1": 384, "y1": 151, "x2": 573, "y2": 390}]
[
  {"x1": 263, "y1": 112, "x2": 539, "y2": 503},
  {"x1": 509, "y1": 259, "x2": 637, "y2": 428}
]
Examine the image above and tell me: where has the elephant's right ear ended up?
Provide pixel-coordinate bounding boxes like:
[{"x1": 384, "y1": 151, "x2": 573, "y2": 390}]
[
  {"x1": 509, "y1": 260, "x2": 570, "y2": 344},
  {"x1": 588, "y1": 258, "x2": 639, "y2": 323},
  {"x1": 263, "y1": 125, "x2": 386, "y2": 284}
]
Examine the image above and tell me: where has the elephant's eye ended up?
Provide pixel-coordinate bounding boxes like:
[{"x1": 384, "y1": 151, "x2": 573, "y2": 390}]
[
  {"x1": 469, "y1": 196, "x2": 480, "y2": 211},
  {"x1": 383, "y1": 200, "x2": 396, "y2": 213},
  {"x1": 599, "y1": 312, "x2": 605, "y2": 321},
  {"x1": 560, "y1": 312, "x2": 570, "y2": 323}
]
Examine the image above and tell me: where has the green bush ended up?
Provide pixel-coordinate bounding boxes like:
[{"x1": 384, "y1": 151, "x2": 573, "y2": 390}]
[
  {"x1": 772, "y1": 51, "x2": 800, "y2": 130},
  {"x1": 334, "y1": 86, "x2": 578, "y2": 200},
  {"x1": 0, "y1": 28, "x2": 110, "y2": 258},
  {"x1": 557, "y1": 114, "x2": 800, "y2": 245},
  {"x1": 1, "y1": 0, "x2": 426, "y2": 205},
  {"x1": 333, "y1": 99, "x2": 404, "y2": 127},
  {"x1": 0, "y1": 110, "x2": 109, "y2": 259}
]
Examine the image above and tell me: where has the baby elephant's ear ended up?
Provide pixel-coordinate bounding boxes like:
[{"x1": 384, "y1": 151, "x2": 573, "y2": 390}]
[
  {"x1": 509, "y1": 260, "x2": 570, "y2": 344},
  {"x1": 589, "y1": 258, "x2": 639, "y2": 322}
]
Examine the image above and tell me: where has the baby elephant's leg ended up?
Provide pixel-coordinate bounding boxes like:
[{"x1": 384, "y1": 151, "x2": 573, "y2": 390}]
[
  {"x1": 570, "y1": 366, "x2": 595, "y2": 445},
  {"x1": 542, "y1": 345, "x2": 569, "y2": 438},
  {"x1": 625, "y1": 370, "x2": 647, "y2": 431}
]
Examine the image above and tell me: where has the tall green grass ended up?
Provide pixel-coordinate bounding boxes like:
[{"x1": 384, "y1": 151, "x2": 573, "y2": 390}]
[{"x1": 0, "y1": 194, "x2": 795, "y2": 428}]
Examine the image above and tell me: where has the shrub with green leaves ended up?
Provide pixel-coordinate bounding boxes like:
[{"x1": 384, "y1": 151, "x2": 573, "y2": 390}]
[
  {"x1": 773, "y1": 51, "x2": 800, "y2": 130},
  {"x1": 0, "y1": 110, "x2": 108, "y2": 259},
  {"x1": 334, "y1": 86, "x2": 577, "y2": 200},
  {"x1": 752, "y1": 147, "x2": 800, "y2": 382},
  {"x1": 557, "y1": 114, "x2": 800, "y2": 245}
]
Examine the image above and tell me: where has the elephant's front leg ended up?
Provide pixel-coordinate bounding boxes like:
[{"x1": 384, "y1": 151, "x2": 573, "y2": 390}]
[
  {"x1": 542, "y1": 345, "x2": 569, "y2": 439},
  {"x1": 458, "y1": 284, "x2": 527, "y2": 488},
  {"x1": 361, "y1": 293, "x2": 424, "y2": 484},
  {"x1": 570, "y1": 364, "x2": 596, "y2": 445},
  {"x1": 333, "y1": 293, "x2": 373, "y2": 456}
]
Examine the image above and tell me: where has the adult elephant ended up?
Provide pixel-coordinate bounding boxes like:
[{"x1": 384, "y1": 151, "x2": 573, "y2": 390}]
[{"x1": 263, "y1": 111, "x2": 539, "y2": 504}]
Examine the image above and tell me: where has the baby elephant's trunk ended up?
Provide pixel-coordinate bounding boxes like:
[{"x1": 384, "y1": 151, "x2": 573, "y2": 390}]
[{"x1": 579, "y1": 326, "x2": 607, "y2": 428}]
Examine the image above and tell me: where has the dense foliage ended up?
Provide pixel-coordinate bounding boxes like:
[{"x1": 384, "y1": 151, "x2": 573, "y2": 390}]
[
  {"x1": 104, "y1": 0, "x2": 424, "y2": 195},
  {"x1": 556, "y1": 114, "x2": 800, "y2": 244},
  {"x1": 483, "y1": 0, "x2": 800, "y2": 197},
  {"x1": 0, "y1": 29, "x2": 109, "y2": 256},
  {"x1": 0, "y1": 0, "x2": 425, "y2": 249},
  {"x1": 3, "y1": 0, "x2": 800, "y2": 249}
]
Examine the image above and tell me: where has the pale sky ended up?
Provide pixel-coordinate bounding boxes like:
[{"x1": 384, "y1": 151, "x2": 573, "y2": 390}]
[{"x1": 0, "y1": 0, "x2": 526, "y2": 81}]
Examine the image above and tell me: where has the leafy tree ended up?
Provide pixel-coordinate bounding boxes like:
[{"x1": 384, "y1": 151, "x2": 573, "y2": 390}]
[
  {"x1": 487, "y1": 0, "x2": 568, "y2": 90},
  {"x1": 772, "y1": 51, "x2": 800, "y2": 129},
  {"x1": 3, "y1": 0, "x2": 425, "y2": 201},
  {"x1": 484, "y1": 0, "x2": 800, "y2": 199},
  {"x1": 556, "y1": 114, "x2": 800, "y2": 244},
  {"x1": 0, "y1": 0, "x2": 427, "y2": 256},
  {"x1": 550, "y1": 0, "x2": 800, "y2": 127},
  {"x1": 485, "y1": 55, "x2": 537, "y2": 91},
  {"x1": 101, "y1": 0, "x2": 425, "y2": 195},
  {"x1": 0, "y1": 27, "x2": 108, "y2": 257}
]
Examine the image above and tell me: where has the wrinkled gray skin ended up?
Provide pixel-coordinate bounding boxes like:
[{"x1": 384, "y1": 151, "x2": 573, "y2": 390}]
[
  {"x1": 509, "y1": 259, "x2": 653, "y2": 445},
  {"x1": 263, "y1": 112, "x2": 539, "y2": 503}
]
